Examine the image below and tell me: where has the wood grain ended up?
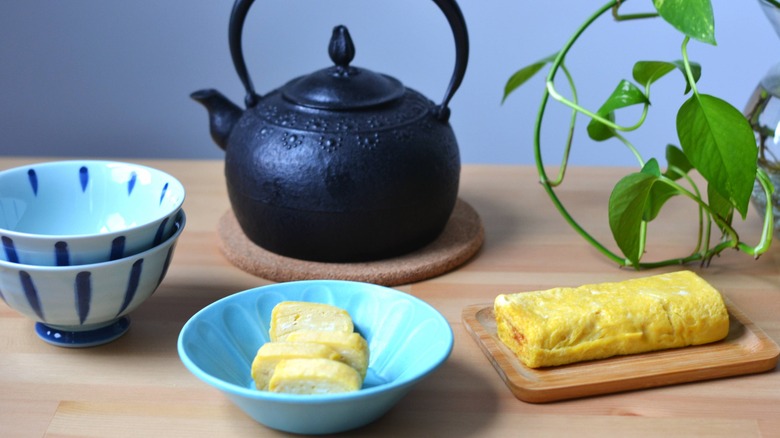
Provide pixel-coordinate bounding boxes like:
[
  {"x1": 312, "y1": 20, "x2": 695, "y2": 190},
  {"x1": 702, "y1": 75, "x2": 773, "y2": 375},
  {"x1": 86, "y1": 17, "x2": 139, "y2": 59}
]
[{"x1": 2, "y1": 158, "x2": 780, "y2": 437}]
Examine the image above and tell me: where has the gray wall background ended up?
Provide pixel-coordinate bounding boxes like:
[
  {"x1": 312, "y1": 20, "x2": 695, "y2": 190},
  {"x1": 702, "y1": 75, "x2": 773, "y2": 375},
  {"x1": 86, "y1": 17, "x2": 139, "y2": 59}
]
[{"x1": 0, "y1": 1, "x2": 775, "y2": 165}]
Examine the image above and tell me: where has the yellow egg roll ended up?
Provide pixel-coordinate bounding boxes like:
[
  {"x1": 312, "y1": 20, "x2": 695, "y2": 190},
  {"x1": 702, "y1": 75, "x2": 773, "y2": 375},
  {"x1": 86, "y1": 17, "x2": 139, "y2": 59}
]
[
  {"x1": 494, "y1": 270, "x2": 730, "y2": 368},
  {"x1": 268, "y1": 358, "x2": 362, "y2": 394},
  {"x1": 269, "y1": 301, "x2": 354, "y2": 342},
  {"x1": 251, "y1": 341, "x2": 342, "y2": 390}
]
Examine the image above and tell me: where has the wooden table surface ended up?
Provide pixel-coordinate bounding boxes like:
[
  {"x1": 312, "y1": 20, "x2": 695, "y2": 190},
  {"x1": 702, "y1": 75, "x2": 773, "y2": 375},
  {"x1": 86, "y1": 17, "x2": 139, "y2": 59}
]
[{"x1": 1, "y1": 157, "x2": 779, "y2": 437}]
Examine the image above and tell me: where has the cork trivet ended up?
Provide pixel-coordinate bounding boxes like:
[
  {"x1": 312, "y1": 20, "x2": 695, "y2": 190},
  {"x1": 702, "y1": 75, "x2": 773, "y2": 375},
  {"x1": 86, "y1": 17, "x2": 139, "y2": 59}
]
[{"x1": 217, "y1": 198, "x2": 484, "y2": 286}]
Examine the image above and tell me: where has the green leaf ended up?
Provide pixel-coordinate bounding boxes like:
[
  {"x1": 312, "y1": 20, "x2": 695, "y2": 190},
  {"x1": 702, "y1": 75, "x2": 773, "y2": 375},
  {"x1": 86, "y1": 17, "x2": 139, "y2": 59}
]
[
  {"x1": 671, "y1": 60, "x2": 702, "y2": 94},
  {"x1": 676, "y1": 94, "x2": 758, "y2": 218},
  {"x1": 653, "y1": 0, "x2": 716, "y2": 45},
  {"x1": 664, "y1": 144, "x2": 693, "y2": 179},
  {"x1": 598, "y1": 80, "x2": 651, "y2": 111},
  {"x1": 632, "y1": 60, "x2": 700, "y2": 94},
  {"x1": 641, "y1": 158, "x2": 679, "y2": 222},
  {"x1": 645, "y1": 182, "x2": 680, "y2": 222},
  {"x1": 707, "y1": 183, "x2": 734, "y2": 231},
  {"x1": 644, "y1": 147, "x2": 690, "y2": 222},
  {"x1": 609, "y1": 162, "x2": 661, "y2": 266},
  {"x1": 587, "y1": 112, "x2": 616, "y2": 141},
  {"x1": 587, "y1": 80, "x2": 650, "y2": 141},
  {"x1": 503, "y1": 53, "x2": 558, "y2": 103},
  {"x1": 641, "y1": 158, "x2": 662, "y2": 177},
  {"x1": 633, "y1": 61, "x2": 676, "y2": 88}
]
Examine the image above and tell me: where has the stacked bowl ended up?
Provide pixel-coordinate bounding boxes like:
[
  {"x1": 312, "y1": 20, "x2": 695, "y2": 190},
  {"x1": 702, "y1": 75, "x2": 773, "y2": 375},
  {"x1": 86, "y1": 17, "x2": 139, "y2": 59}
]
[{"x1": 0, "y1": 160, "x2": 186, "y2": 347}]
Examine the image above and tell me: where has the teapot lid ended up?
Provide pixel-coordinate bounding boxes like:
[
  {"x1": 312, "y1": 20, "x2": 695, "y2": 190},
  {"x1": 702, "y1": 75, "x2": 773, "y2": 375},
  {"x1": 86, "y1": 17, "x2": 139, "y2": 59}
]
[{"x1": 282, "y1": 25, "x2": 405, "y2": 110}]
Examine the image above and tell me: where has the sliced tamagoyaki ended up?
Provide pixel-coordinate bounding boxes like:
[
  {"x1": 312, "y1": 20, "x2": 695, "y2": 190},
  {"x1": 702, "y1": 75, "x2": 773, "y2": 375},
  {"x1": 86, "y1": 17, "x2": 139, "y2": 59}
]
[
  {"x1": 269, "y1": 301, "x2": 354, "y2": 341},
  {"x1": 285, "y1": 330, "x2": 369, "y2": 379},
  {"x1": 252, "y1": 301, "x2": 370, "y2": 394},
  {"x1": 268, "y1": 358, "x2": 363, "y2": 394},
  {"x1": 251, "y1": 341, "x2": 343, "y2": 390}
]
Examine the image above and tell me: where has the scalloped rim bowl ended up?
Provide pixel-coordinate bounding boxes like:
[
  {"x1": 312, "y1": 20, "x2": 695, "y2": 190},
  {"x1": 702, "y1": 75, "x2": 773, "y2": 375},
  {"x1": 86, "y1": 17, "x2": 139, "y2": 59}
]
[
  {"x1": 0, "y1": 160, "x2": 185, "y2": 266},
  {"x1": 177, "y1": 280, "x2": 454, "y2": 435}
]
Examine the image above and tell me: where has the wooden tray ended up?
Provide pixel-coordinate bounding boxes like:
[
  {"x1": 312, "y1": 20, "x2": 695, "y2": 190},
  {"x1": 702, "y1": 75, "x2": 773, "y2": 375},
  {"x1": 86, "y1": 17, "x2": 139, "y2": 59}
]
[{"x1": 462, "y1": 299, "x2": 780, "y2": 403}]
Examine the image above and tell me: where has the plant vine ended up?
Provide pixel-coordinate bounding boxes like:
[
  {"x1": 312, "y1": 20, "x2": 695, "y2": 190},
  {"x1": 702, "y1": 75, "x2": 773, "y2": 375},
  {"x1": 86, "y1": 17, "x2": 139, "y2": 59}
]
[{"x1": 505, "y1": 0, "x2": 775, "y2": 269}]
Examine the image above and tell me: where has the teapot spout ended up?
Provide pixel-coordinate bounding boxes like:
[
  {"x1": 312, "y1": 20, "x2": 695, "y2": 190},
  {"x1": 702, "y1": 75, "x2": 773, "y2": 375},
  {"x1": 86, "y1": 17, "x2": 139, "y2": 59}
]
[{"x1": 191, "y1": 89, "x2": 243, "y2": 151}]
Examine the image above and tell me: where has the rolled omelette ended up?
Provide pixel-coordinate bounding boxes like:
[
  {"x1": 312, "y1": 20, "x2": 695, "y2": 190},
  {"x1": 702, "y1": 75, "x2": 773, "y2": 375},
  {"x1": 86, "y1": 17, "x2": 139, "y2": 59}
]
[
  {"x1": 269, "y1": 301, "x2": 354, "y2": 342},
  {"x1": 494, "y1": 270, "x2": 730, "y2": 368}
]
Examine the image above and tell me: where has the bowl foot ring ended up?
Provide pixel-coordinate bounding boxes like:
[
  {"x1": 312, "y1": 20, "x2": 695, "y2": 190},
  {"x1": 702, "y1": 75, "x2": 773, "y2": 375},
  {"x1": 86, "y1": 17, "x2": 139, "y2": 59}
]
[
  {"x1": 35, "y1": 316, "x2": 131, "y2": 347},
  {"x1": 217, "y1": 198, "x2": 485, "y2": 286}
]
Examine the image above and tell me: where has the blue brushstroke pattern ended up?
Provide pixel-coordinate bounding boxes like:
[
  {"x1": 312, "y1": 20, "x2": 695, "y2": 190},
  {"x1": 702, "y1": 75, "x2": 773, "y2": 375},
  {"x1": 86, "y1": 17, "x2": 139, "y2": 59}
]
[
  {"x1": 110, "y1": 236, "x2": 126, "y2": 260},
  {"x1": 55, "y1": 241, "x2": 70, "y2": 266},
  {"x1": 27, "y1": 169, "x2": 38, "y2": 196},
  {"x1": 128, "y1": 171, "x2": 137, "y2": 195},
  {"x1": 159, "y1": 182, "x2": 169, "y2": 205},
  {"x1": 79, "y1": 166, "x2": 89, "y2": 192},
  {"x1": 157, "y1": 245, "x2": 175, "y2": 287},
  {"x1": 2, "y1": 236, "x2": 19, "y2": 263},
  {"x1": 117, "y1": 259, "x2": 143, "y2": 316},
  {"x1": 20, "y1": 271, "x2": 44, "y2": 321},
  {"x1": 75, "y1": 271, "x2": 91, "y2": 325},
  {"x1": 153, "y1": 217, "x2": 168, "y2": 246}
]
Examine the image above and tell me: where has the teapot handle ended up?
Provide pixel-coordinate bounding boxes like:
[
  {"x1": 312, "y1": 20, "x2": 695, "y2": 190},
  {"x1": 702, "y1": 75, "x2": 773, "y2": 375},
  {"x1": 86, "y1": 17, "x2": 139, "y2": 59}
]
[{"x1": 228, "y1": 0, "x2": 469, "y2": 121}]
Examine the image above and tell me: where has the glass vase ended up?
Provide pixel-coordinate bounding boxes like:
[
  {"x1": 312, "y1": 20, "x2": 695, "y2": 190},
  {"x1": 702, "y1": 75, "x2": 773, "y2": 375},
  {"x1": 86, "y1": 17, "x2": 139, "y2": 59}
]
[{"x1": 746, "y1": 0, "x2": 780, "y2": 230}]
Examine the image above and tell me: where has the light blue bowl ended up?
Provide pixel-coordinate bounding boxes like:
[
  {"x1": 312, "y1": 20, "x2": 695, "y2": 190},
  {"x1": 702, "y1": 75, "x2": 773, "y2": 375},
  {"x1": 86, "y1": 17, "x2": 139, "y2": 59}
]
[
  {"x1": 0, "y1": 210, "x2": 185, "y2": 347},
  {"x1": 0, "y1": 160, "x2": 185, "y2": 266},
  {"x1": 177, "y1": 280, "x2": 453, "y2": 435}
]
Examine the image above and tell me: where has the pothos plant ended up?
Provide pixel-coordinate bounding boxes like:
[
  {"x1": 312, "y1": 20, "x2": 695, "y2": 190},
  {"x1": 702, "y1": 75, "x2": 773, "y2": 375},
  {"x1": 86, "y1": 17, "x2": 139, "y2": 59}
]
[{"x1": 504, "y1": 0, "x2": 777, "y2": 269}]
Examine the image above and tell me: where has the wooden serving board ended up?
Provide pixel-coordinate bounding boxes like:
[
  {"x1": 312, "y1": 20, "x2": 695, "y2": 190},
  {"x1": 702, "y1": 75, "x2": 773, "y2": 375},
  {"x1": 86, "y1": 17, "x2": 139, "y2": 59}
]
[{"x1": 462, "y1": 299, "x2": 780, "y2": 403}]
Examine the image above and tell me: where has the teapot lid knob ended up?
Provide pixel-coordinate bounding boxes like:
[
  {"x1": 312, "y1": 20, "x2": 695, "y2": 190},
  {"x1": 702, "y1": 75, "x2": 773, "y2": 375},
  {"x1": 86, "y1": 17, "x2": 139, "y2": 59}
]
[
  {"x1": 329, "y1": 25, "x2": 355, "y2": 73},
  {"x1": 281, "y1": 25, "x2": 405, "y2": 110}
]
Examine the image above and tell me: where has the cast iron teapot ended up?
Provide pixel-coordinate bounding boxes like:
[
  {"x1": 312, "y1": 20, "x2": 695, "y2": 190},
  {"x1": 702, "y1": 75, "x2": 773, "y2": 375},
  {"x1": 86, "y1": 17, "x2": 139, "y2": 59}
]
[{"x1": 192, "y1": 0, "x2": 469, "y2": 262}]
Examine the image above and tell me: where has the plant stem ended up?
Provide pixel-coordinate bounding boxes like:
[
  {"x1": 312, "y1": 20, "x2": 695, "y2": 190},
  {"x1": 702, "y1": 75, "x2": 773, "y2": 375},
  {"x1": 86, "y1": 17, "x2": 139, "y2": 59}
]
[
  {"x1": 546, "y1": 85, "x2": 649, "y2": 134},
  {"x1": 744, "y1": 167, "x2": 775, "y2": 256},
  {"x1": 680, "y1": 37, "x2": 700, "y2": 97},
  {"x1": 667, "y1": 166, "x2": 707, "y2": 255},
  {"x1": 548, "y1": 64, "x2": 578, "y2": 188},
  {"x1": 612, "y1": 0, "x2": 659, "y2": 21},
  {"x1": 535, "y1": 0, "x2": 633, "y2": 267},
  {"x1": 531, "y1": 0, "x2": 775, "y2": 269},
  {"x1": 613, "y1": 132, "x2": 645, "y2": 167},
  {"x1": 534, "y1": 91, "x2": 629, "y2": 266},
  {"x1": 660, "y1": 177, "x2": 739, "y2": 247},
  {"x1": 546, "y1": 2, "x2": 651, "y2": 134}
]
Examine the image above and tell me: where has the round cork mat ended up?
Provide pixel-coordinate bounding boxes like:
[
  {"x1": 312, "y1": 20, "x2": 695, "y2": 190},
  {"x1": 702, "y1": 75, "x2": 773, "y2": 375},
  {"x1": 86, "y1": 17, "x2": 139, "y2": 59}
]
[{"x1": 217, "y1": 198, "x2": 484, "y2": 286}]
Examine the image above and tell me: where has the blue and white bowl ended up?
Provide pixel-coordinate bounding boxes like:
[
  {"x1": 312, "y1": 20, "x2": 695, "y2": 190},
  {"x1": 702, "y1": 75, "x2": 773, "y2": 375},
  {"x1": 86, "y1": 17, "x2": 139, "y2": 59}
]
[
  {"x1": 178, "y1": 280, "x2": 454, "y2": 435},
  {"x1": 0, "y1": 210, "x2": 185, "y2": 347},
  {"x1": 0, "y1": 160, "x2": 185, "y2": 266}
]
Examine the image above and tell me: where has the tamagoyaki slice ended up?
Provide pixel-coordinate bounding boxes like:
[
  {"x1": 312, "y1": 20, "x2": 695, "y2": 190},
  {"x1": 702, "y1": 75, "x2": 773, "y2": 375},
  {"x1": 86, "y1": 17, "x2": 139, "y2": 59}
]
[
  {"x1": 251, "y1": 341, "x2": 342, "y2": 390},
  {"x1": 269, "y1": 301, "x2": 354, "y2": 341},
  {"x1": 285, "y1": 330, "x2": 369, "y2": 379},
  {"x1": 268, "y1": 358, "x2": 362, "y2": 395}
]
